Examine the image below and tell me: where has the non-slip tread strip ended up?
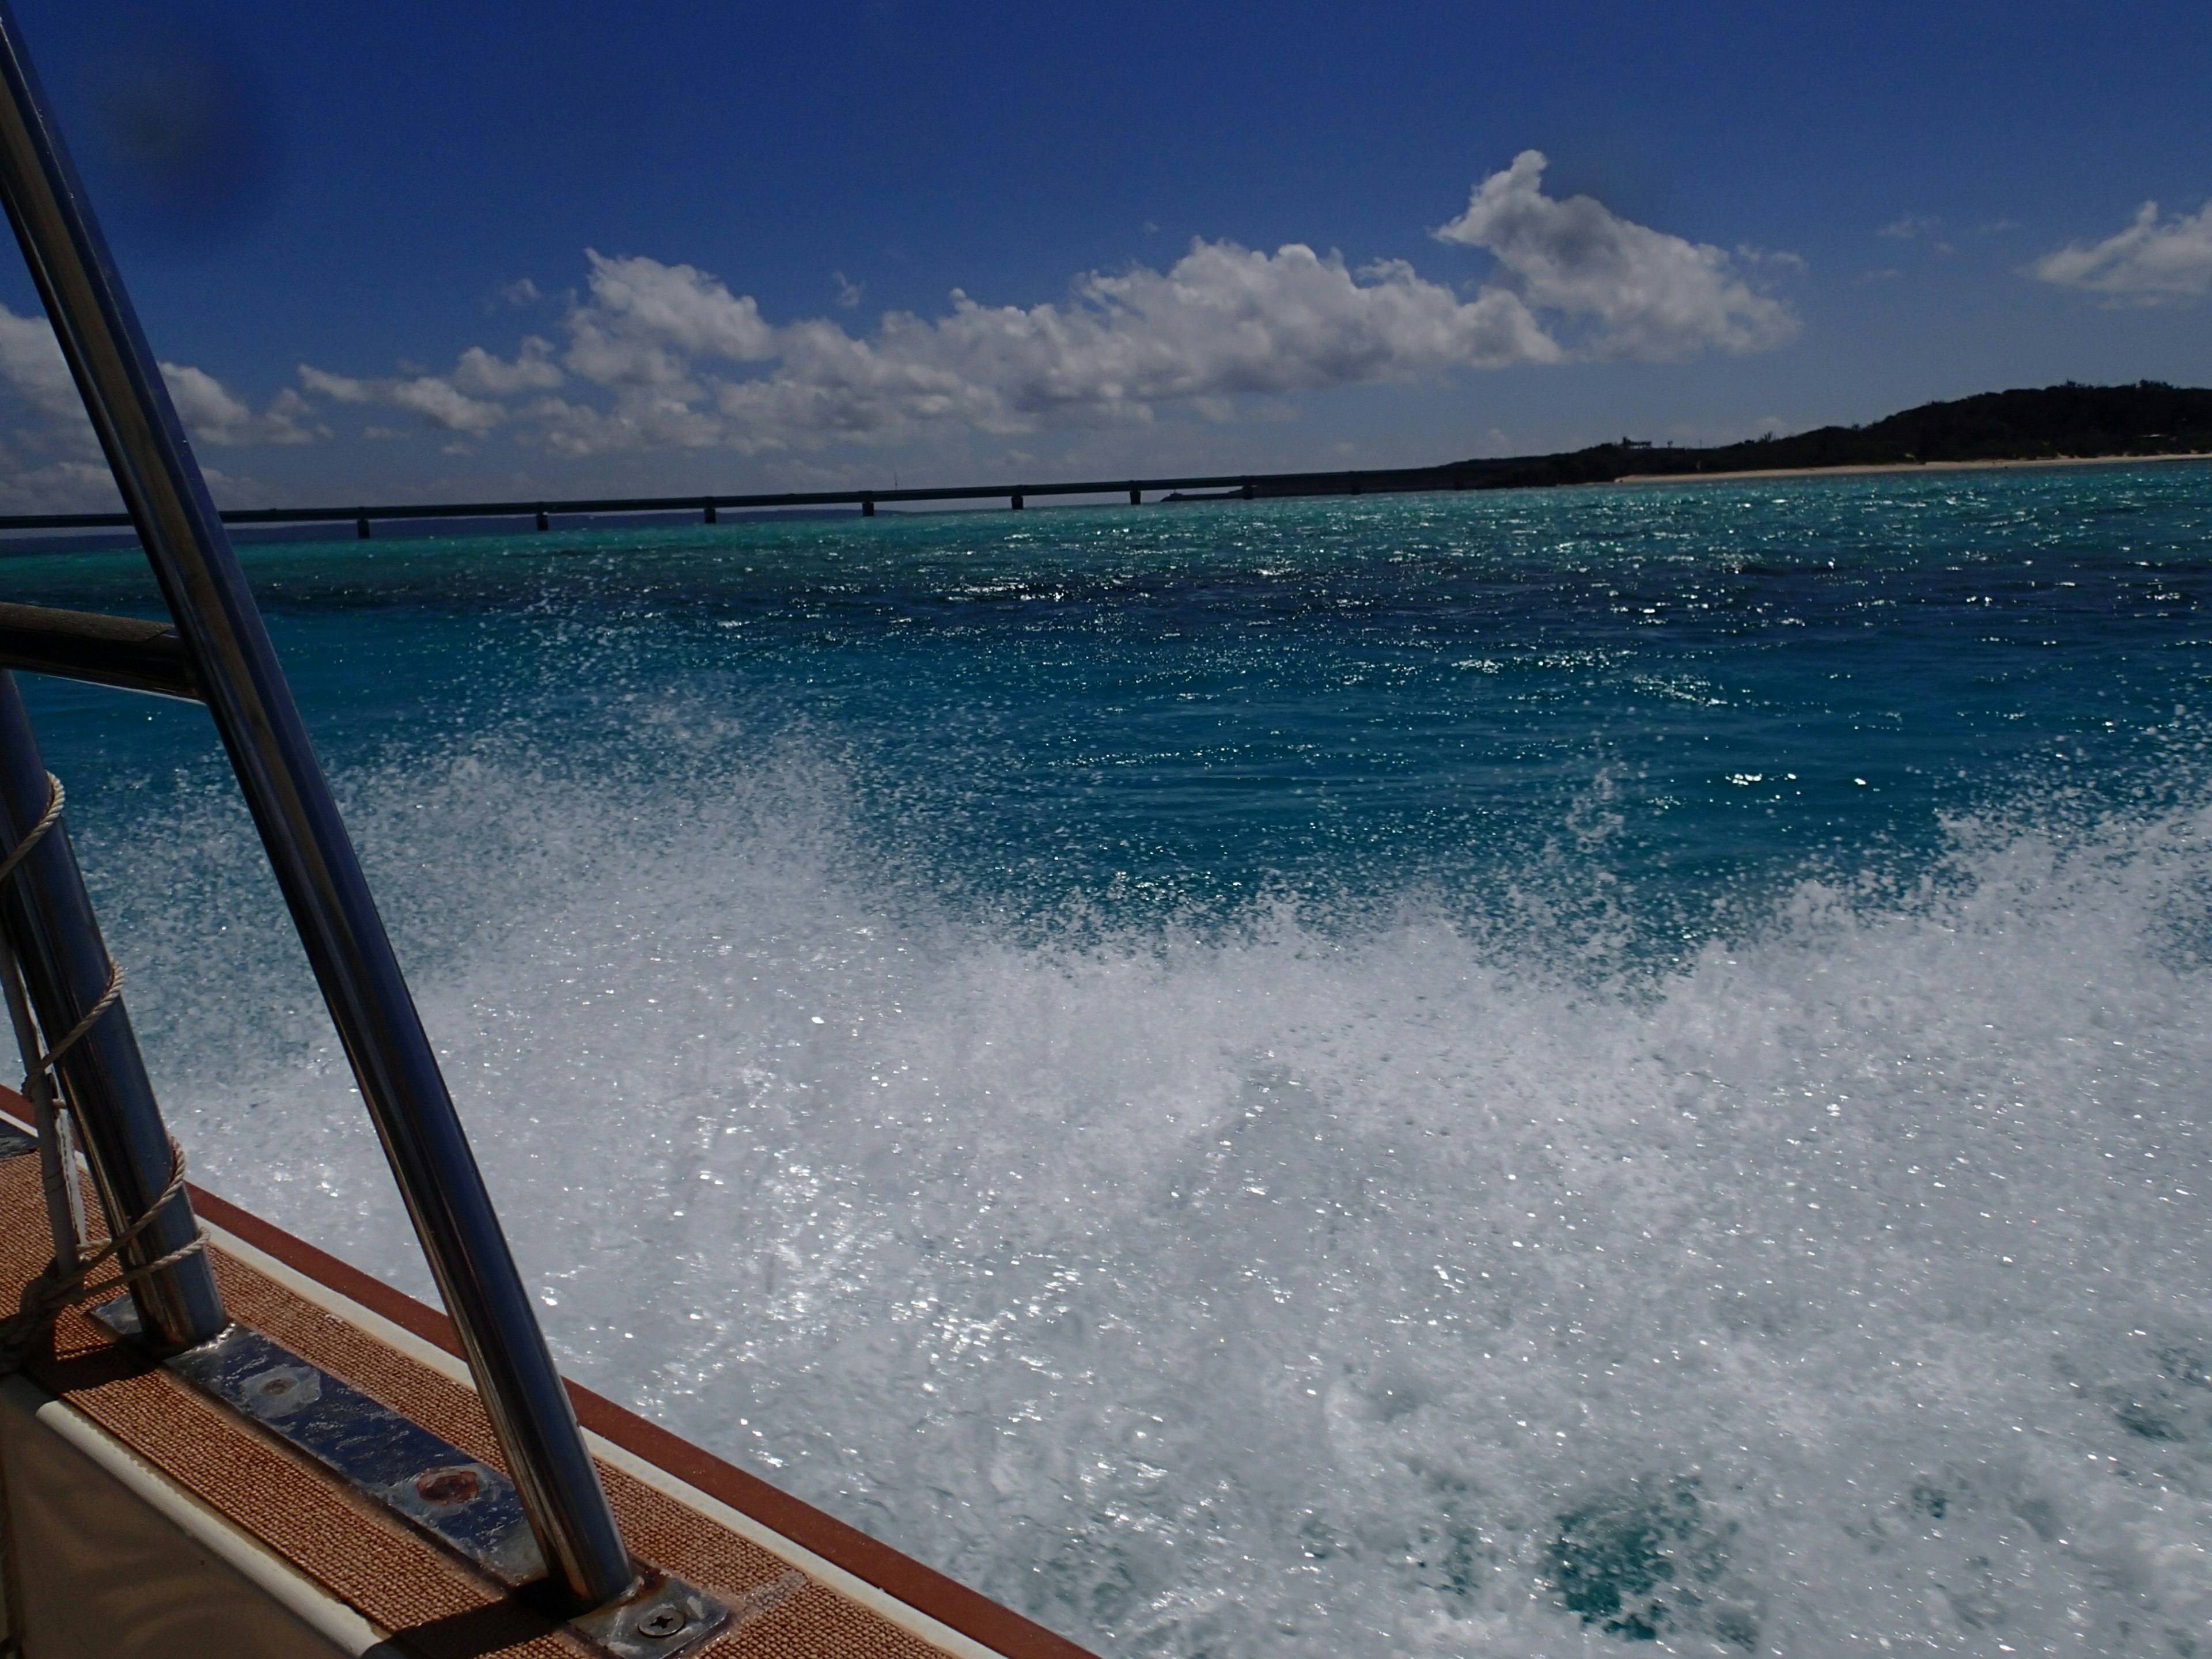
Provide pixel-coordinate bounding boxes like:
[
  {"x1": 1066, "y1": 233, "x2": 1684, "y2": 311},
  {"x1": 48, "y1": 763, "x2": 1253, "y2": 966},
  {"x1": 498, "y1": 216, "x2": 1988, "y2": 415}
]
[
  {"x1": 0, "y1": 1150, "x2": 970, "y2": 1659},
  {"x1": 184, "y1": 1182, "x2": 1094, "y2": 1659}
]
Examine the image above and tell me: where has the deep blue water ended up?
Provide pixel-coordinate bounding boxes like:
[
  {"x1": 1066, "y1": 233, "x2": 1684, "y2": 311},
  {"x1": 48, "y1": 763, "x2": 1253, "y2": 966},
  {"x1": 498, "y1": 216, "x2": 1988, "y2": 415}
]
[
  {"x1": 18, "y1": 464, "x2": 2212, "y2": 944},
  {"x1": 10, "y1": 465, "x2": 2212, "y2": 1658}
]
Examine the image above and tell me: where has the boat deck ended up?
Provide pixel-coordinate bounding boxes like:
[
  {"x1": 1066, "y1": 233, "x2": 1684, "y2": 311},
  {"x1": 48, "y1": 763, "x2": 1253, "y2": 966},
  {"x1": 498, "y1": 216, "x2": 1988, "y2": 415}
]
[{"x1": 0, "y1": 1097, "x2": 1092, "y2": 1659}]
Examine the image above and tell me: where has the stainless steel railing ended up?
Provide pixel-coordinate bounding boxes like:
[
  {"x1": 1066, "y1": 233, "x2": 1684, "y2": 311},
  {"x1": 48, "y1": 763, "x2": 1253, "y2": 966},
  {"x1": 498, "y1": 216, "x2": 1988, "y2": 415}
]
[
  {"x1": 0, "y1": 668, "x2": 229, "y2": 1351},
  {"x1": 0, "y1": 0, "x2": 635, "y2": 1613}
]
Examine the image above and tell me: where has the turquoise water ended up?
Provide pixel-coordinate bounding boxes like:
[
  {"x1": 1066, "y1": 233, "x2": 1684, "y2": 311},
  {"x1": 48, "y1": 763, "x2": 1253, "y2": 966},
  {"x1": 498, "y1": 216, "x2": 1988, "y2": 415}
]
[{"x1": 13, "y1": 465, "x2": 2212, "y2": 1656}]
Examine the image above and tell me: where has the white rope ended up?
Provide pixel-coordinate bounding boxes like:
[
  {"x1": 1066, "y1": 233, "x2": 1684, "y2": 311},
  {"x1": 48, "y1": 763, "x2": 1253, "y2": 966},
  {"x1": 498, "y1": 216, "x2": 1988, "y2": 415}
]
[
  {"x1": 0, "y1": 771, "x2": 63, "y2": 890},
  {"x1": 0, "y1": 771, "x2": 206, "y2": 1373},
  {"x1": 1, "y1": 927, "x2": 85, "y2": 1266},
  {"x1": 26, "y1": 951, "x2": 123, "y2": 1091},
  {"x1": 0, "y1": 1136, "x2": 200, "y2": 1373}
]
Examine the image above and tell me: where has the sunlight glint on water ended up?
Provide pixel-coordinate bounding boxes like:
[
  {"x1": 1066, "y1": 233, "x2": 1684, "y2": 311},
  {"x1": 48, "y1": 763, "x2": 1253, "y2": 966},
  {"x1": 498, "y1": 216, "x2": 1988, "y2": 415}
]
[{"x1": 15, "y1": 468, "x2": 2212, "y2": 1656}]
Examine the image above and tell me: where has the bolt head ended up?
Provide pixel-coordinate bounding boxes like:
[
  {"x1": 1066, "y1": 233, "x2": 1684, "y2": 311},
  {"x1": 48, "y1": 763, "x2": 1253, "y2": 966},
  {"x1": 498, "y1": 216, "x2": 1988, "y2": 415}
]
[
  {"x1": 637, "y1": 1605, "x2": 688, "y2": 1638},
  {"x1": 239, "y1": 1364, "x2": 321, "y2": 1417}
]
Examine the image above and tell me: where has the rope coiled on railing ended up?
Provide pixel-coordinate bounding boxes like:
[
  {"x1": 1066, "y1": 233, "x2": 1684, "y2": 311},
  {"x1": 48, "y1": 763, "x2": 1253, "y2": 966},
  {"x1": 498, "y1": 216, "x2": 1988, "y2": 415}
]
[{"x1": 0, "y1": 771, "x2": 207, "y2": 1374}]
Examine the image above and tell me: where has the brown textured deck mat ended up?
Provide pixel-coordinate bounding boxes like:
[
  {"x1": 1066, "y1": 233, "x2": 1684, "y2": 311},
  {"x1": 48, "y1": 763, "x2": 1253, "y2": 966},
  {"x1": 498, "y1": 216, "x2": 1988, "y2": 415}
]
[{"x1": 0, "y1": 1150, "x2": 975, "y2": 1659}]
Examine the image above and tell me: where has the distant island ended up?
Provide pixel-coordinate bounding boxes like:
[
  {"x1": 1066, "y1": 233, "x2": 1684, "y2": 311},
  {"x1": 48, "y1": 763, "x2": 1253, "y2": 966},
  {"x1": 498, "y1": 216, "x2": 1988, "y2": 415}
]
[{"x1": 1165, "y1": 382, "x2": 2212, "y2": 501}]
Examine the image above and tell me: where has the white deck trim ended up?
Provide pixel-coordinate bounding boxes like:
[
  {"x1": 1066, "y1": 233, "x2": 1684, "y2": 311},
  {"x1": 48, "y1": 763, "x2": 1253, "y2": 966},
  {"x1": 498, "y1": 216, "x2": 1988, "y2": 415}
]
[{"x1": 0, "y1": 1370, "x2": 400, "y2": 1657}]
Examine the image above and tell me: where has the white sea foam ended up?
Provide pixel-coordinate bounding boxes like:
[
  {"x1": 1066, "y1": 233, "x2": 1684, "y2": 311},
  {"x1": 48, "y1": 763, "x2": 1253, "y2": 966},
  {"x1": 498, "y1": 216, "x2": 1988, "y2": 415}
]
[{"x1": 83, "y1": 737, "x2": 2212, "y2": 1658}]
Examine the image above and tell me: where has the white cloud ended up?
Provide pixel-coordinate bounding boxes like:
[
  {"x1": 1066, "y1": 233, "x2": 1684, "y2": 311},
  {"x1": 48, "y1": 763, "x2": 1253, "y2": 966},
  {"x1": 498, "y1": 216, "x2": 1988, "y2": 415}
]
[
  {"x1": 688, "y1": 240, "x2": 1559, "y2": 453},
  {"x1": 1740, "y1": 245, "x2": 1808, "y2": 274},
  {"x1": 1878, "y1": 214, "x2": 1941, "y2": 241},
  {"x1": 1434, "y1": 150, "x2": 1797, "y2": 359},
  {"x1": 289, "y1": 154, "x2": 1797, "y2": 456},
  {"x1": 0, "y1": 302, "x2": 91, "y2": 433},
  {"x1": 0, "y1": 300, "x2": 322, "y2": 498},
  {"x1": 2028, "y1": 200, "x2": 2212, "y2": 301},
  {"x1": 296, "y1": 336, "x2": 562, "y2": 435},
  {"x1": 159, "y1": 362, "x2": 252, "y2": 435},
  {"x1": 452, "y1": 336, "x2": 564, "y2": 396},
  {"x1": 525, "y1": 388, "x2": 724, "y2": 457},
  {"x1": 158, "y1": 365, "x2": 323, "y2": 445},
  {"x1": 567, "y1": 250, "x2": 777, "y2": 383},
  {"x1": 298, "y1": 363, "x2": 507, "y2": 434},
  {"x1": 0, "y1": 442, "x2": 115, "y2": 512}
]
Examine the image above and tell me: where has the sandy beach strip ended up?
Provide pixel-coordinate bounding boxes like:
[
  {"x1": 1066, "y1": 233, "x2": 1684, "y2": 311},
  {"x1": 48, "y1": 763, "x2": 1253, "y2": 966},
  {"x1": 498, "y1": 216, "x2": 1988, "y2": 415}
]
[{"x1": 1612, "y1": 450, "x2": 2212, "y2": 486}]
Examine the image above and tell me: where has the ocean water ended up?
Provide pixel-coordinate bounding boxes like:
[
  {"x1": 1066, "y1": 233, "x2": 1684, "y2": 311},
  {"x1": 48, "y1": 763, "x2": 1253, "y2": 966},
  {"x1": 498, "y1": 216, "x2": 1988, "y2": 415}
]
[{"x1": 11, "y1": 464, "x2": 2212, "y2": 1658}]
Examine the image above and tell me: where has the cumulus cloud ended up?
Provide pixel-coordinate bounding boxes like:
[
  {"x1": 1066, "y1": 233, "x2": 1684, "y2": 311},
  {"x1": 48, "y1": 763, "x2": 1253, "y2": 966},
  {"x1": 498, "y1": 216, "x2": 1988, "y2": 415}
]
[
  {"x1": 298, "y1": 363, "x2": 507, "y2": 434},
  {"x1": 0, "y1": 302, "x2": 93, "y2": 436},
  {"x1": 452, "y1": 336, "x2": 565, "y2": 396},
  {"x1": 289, "y1": 153, "x2": 1797, "y2": 456},
  {"x1": 2028, "y1": 199, "x2": 2212, "y2": 302},
  {"x1": 0, "y1": 300, "x2": 321, "y2": 478},
  {"x1": 159, "y1": 365, "x2": 322, "y2": 446},
  {"x1": 1434, "y1": 150, "x2": 1798, "y2": 359},
  {"x1": 567, "y1": 250, "x2": 777, "y2": 383},
  {"x1": 683, "y1": 240, "x2": 1558, "y2": 454}
]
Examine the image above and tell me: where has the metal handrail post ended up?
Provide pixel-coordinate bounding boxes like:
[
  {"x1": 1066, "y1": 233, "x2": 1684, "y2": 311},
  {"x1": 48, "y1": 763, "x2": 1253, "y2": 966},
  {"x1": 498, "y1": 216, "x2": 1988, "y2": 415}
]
[
  {"x1": 0, "y1": 3, "x2": 634, "y2": 1611},
  {"x1": 0, "y1": 671, "x2": 227, "y2": 1350}
]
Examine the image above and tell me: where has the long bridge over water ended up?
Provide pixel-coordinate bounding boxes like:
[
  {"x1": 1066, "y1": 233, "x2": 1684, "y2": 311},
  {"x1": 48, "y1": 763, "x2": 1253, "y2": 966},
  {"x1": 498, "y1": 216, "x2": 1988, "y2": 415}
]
[{"x1": 0, "y1": 449, "x2": 1620, "y2": 542}]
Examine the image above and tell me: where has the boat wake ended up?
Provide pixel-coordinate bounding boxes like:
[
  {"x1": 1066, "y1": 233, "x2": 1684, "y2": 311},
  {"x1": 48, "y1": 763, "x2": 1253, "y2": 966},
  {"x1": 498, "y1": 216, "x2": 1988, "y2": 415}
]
[{"x1": 81, "y1": 734, "x2": 2212, "y2": 1658}]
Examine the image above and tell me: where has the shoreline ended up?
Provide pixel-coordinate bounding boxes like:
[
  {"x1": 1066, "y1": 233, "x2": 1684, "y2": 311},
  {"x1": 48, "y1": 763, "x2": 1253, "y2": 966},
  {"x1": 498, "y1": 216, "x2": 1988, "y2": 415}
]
[{"x1": 1612, "y1": 450, "x2": 2212, "y2": 486}]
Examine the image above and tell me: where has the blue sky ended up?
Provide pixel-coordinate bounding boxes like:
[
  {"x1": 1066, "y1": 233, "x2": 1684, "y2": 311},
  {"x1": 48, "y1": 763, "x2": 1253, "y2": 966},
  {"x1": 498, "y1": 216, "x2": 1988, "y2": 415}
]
[{"x1": 2, "y1": 0, "x2": 2209, "y2": 509}]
